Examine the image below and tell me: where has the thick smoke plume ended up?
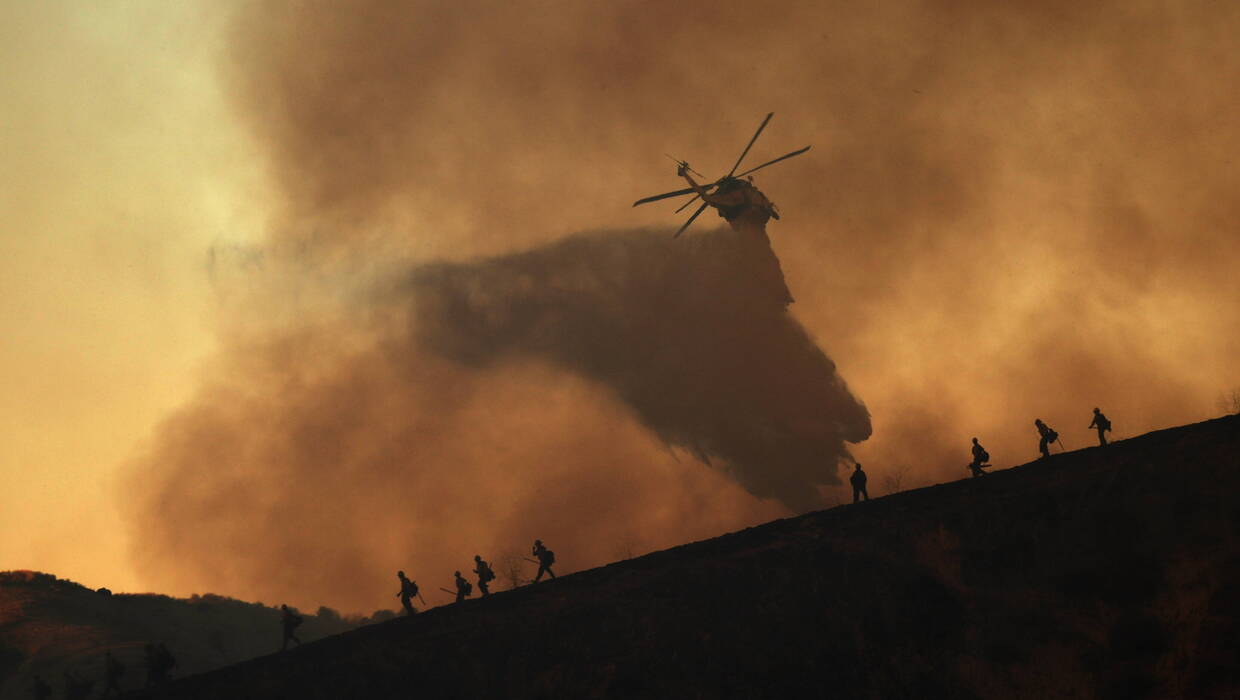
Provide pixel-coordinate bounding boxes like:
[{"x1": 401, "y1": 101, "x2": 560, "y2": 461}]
[
  {"x1": 125, "y1": 0, "x2": 1240, "y2": 611},
  {"x1": 128, "y1": 228, "x2": 838, "y2": 611},
  {"x1": 412, "y1": 227, "x2": 870, "y2": 511}
]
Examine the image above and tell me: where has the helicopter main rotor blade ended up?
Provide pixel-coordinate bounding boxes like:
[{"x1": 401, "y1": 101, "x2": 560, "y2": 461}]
[
  {"x1": 675, "y1": 175, "x2": 736, "y2": 212},
  {"x1": 674, "y1": 202, "x2": 710, "y2": 238},
  {"x1": 727, "y1": 112, "x2": 774, "y2": 178},
  {"x1": 632, "y1": 186, "x2": 700, "y2": 207},
  {"x1": 674, "y1": 180, "x2": 723, "y2": 213},
  {"x1": 735, "y1": 145, "x2": 812, "y2": 179}
]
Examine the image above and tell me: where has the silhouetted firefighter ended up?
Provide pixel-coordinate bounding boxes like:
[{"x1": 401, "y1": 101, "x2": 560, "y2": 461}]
[
  {"x1": 143, "y1": 643, "x2": 176, "y2": 687},
  {"x1": 473, "y1": 555, "x2": 495, "y2": 597},
  {"x1": 142, "y1": 644, "x2": 157, "y2": 686},
  {"x1": 102, "y1": 650, "x2": 125, "y2": 697},
  {"x1": 30, "y1": 674, "x2": 51, "y2": 700},
  {"x1": 532, "y1": 539, "x2": 557, "y2": 581},
  {"x1": 396, "y1": 570, "x2": 421, "y2": 615},
  {"x1": 1034, "y1": 419, "x2": 1059, "y2": 459},
  {"x1": 1088, "y1": 407, "x2": 1112, "y2": 447},
  {"x1": 157, "y1": 643, "x2": 176, "y2": 681},
  {"x1": 850, "y1": 463, "x2": 869, "y2": 502},
  {"x1": 453, "y1": 571, "x2": 472, "y2": 602},
  {"x1": 969, "y1": 437, "x2": 991, "y2": 477},
  {"x1": 280, "y1": 605, "x2": 303, "y2": 651}
]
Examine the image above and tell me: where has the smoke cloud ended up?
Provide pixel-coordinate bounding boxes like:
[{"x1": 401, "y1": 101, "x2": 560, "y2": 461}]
[
  {"x1": 127, "y1": 224, "x2": 864, "y2": 610},
  {"x1": 125, "y1": 0, "x2": 1240, "y2": 611},
  {"x1": 412, "y1": 227, "x2": 871, "y2": 510}
]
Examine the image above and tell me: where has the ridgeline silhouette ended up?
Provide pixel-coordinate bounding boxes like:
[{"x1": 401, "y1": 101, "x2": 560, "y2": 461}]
[
  {"x1": 0, "y1": 576, "x2": 372, "y2": 700},
  {"x1": 96, "y1": 414, "x2": 1240, "y2": 699}
]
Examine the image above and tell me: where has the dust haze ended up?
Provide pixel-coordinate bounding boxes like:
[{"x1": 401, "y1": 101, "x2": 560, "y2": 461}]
[{"x1": 125, "y1": 0, "x2": 1240, "y2": 612}]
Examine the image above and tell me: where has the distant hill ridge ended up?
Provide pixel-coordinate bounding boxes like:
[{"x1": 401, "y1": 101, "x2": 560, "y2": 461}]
[
  {"x1": 8, "y1": 414, "x2": 1240, "y2": 699},
  {"x1": 0, "y1": 572, "x2": 372, "y2": 699}
]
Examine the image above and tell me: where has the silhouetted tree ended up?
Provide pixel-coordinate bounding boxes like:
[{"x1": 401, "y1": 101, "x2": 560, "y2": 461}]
[
  {"x1": 367, "y1": 609, "x2": 397, "y2": 624},
  {"x1": 316, "y1": 605, "x2": 342, "y2": 624},
  {"x1": 496, "y1": 552, "x2": 528, "y2": 590},
  {"x1": 882, "y1": 466, "x2": 910, "y2": 495}
]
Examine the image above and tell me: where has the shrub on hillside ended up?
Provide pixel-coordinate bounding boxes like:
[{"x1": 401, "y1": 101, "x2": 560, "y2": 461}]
[{"x1": 0, "y1": 571, "x2": 90, "y2": 593}]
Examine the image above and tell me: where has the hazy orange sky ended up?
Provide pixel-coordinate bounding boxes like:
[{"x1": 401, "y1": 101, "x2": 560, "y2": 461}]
[
  {"x1": 3, "y1": 0, "x2": 1238, "y2": 612},
  {"x1": 1, "y1": 2, "x2": 263, "y2": 593}
]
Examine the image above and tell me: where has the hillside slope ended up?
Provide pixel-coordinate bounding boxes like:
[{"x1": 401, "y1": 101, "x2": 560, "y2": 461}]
[
  {"x1": 18, "y1": 415, "x2": 1240, "y2": 699},
  {"x1": 126, "y1": 414, "x2": 1239, "y2": 699}
]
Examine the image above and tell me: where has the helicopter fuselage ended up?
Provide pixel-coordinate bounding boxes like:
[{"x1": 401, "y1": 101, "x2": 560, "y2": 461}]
[{"x1": 681, "y1": 175, "x2": 778, "y2": 232}]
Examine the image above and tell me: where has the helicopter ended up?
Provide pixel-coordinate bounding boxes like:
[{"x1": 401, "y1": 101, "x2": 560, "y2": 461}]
[{"x1": 632, "y1": 113, "x2": 811, "y2": 237}]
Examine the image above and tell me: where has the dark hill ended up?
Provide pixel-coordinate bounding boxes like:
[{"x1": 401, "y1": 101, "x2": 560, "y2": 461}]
[
  {"x1": 24, "y1": 415, "x2": 1240, "y2": 699},
  {"x1": 131, "y1": 415, "x2": 1240, "y2": 699},
  {"x1": 0, "y1": 574, "x2": 368, "y2": 699}
]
